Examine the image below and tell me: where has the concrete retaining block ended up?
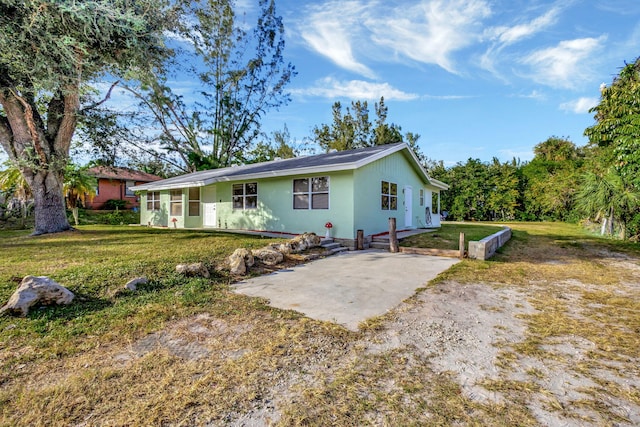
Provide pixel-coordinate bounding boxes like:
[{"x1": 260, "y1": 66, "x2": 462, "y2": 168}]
[{"x1": 468, "y1": 227, "x2": 512, "y2": 260}]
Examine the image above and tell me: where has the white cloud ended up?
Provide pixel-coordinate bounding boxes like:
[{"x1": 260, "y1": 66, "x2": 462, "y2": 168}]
[
  {"x1": 521, "y1": 36, "x2": 607, "y2": 88},
  {"x1": 512, "y1": 90, "x2": 546, "y2": 100},
  {"x1": 297, "y1": 0, "x2": 491, "y2": 76},
  {"x1": 488, "y1": 6, "x2": 561, "y2": 46},
  {"x1": 298, "y1": 1, "x2": 375, "y2": 78},
  {"x1": 293, "y1": 77, "x2": 418, "y2": 101},
  {"x1": 480, "y1": 5, "x2": 564, "y2": 77},
  {"x1": 560, "y1": 97, "x2": 599, "y2": 113},
  {"x1": 423, "y1": 94, "x2": 475, "y2": 100},
  {"x1": 368, "y1": 0, "x2": 491, "y2": 73}
]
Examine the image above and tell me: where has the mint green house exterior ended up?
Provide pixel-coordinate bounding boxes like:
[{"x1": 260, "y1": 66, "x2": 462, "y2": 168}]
[{"x1": 131, "y1": 143, "x2": 447, "y2": 244}]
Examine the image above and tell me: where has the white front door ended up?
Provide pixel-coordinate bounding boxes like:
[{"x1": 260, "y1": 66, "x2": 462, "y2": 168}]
[
  {"x1": 404, "y1": 185, "x2": 413, "y2": 228},
  {"x1": 203, "y1": 203, "x2": 217, "y2": 227}
]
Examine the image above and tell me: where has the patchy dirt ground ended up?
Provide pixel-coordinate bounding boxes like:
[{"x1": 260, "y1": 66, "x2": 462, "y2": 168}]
[
  {"x1": 2, "y1": 227, "x2": 639, "y2": 426},
  {"x1": 101, "y1": 246, "x2": 639, "y2": 426}
]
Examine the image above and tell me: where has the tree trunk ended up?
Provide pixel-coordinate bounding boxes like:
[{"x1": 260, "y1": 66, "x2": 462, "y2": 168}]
[
  {"x1": 608, "y1": 208, "x2": 614, "y2": 236},
  {"x1": 31, "y1": 170, "x2": 71, "y2": 235},
  {"x1": 72, "y1": 207, "x2": 79, "y2": 226}
]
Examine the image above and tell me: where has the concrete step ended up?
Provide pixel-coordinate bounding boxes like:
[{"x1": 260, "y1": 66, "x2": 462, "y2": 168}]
[
  {"x1": 321, "y1": 242, "x2": 342, "y2": 250},
  {"x1": 319, "y1": 237, "x2": 349, "y2": 255},
  {"x1": 369, "y1": 241, "x2": 390, "y2": 250},
  {"x1": 327, "y1": 246, "x2": 349, "y2": 255}
]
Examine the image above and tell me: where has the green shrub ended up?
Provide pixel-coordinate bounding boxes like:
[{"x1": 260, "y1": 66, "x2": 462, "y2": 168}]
[{"x1": 104, "y1": 199, "x2": 128, "y2": 210}]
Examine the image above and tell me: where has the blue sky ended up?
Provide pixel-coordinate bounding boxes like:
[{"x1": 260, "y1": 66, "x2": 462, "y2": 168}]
[
  {"x1": 256, "y1": 0, "x2": 640, "y2": 165},
  {"x1": 3, "y1": 0, "x2": 637, "y2": 168}
]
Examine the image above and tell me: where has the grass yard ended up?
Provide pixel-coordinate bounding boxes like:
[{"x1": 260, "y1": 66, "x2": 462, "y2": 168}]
[
  {"x1": 400, "y1": 222, "x2": 505, "y2": 250},
  {"x1": 0, "y1": 223, "x2": 639, "y2": 426}
]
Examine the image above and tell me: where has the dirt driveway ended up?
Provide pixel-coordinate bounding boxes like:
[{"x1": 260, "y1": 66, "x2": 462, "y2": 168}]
[{"x1": 232, "y1": 250, "x2": 460, "y2": 330}]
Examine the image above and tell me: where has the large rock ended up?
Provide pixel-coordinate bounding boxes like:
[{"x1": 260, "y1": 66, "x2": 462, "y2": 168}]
[
  {"x1": 252, "y1": 247, "x2": 284, "y2": 266},
  {"x1": 290, "y1": 232, "x2": 322, "y2": 253},
  {"x1": 0, "y1": 276, "x2": 74, "y2": 317},
  {"x1": 266, "y1": 242, "x2": 292, "y2": 255},
  {"x1": 228, "y1": 248, "x2": 255, "y2": 275},
  {"x1": 124, "y1": 277, "x2": 148, "y2": 291},
  {"x1": 176, "y1": 263, "x2": 210, "y2": 278}
]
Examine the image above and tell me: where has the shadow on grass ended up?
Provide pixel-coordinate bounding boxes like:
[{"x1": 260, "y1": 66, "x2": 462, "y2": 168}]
[
  {"x1": 0, "y1": 227, "x2": 278, "y2": 251},
  {"x1": 26, "y1": 292, "x2": 113, "y2": 325}
]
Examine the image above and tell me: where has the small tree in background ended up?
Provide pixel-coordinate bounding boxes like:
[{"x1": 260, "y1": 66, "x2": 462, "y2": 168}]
[
  {"x1": 0, "y1": 161, "x2": 32, "y2": 226},
  {"x1": 63, "y1": 164, "x2": 97, "y2": 226}
]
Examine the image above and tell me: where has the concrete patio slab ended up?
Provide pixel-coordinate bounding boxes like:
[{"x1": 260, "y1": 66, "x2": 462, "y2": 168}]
[{"x1": 232, "y1": 250, "x2": 459, "y2": 331}]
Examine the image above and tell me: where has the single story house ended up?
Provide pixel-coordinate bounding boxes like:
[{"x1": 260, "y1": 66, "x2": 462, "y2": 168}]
[
  {"x1": 130, "y1": 143, "x2": 448, "y2": 246},
  {"x1": 86, "y1": 166, "x2": 162, "y2": 210}
]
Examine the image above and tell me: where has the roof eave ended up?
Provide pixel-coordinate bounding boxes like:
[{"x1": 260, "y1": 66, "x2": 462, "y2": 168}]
[{"x1": 130, "y1": 180, "x2": 208, "y2": 192}]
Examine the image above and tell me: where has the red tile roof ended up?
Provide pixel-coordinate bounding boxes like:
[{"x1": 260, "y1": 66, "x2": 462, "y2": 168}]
[{"x1": 86, "y1": 166, "x2": 162, "y2": 182}]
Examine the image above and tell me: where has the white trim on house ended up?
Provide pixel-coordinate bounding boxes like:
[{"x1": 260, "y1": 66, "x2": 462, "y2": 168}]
[{"x1": 131, "y1": 143, "x2": 447, "y2": 192}]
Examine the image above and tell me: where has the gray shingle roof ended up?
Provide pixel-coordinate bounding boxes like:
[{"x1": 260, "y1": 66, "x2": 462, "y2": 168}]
[{"x1": 131, "y1": 142, "x2": 447, "y2": 191}]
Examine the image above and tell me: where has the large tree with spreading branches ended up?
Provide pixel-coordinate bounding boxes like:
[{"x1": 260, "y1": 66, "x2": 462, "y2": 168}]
[
  {"x1": 0, "y1": 0, "x2": 173, "y2": 234},
  {"x1": 121, "y1": 0, "x2": 296, "y2": 172}
]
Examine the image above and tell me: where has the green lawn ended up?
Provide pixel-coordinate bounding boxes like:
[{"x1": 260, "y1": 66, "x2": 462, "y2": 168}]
[
  {"x1": 0, "y1": 222, "x2": 638, "y2": 426},
  {"x1": 0, "y1": 226, "x2": 285, "y2": 358},
  {"x1": 401, "y1": 222, "x2": 505, "y2": 250}
]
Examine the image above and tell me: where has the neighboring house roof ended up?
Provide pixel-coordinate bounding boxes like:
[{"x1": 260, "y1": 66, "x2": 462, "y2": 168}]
[
  {"x1": 131, "y1": 143, "x2": 448, "y2": 192},
  {"x1": 87, "y1": 166, "x2": 163, "y2": 183}
]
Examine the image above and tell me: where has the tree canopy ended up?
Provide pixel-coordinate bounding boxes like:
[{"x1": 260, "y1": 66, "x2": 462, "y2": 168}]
[
  {"x1": 120, "y1": 0, "x2": 296, "y2": 172},
  {"x1": 312, "y1": 97, "x2": 408, "y2": 151},
  {"x1": 0, "y1": 0, "x2": 173, "y2": 234},
  {"x1": 585, "y1": 57, "x2": 640, "y2": 182}
]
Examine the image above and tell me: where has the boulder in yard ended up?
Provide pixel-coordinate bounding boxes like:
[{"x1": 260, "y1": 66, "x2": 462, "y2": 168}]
[
  {"x1": 266, "y1": 242, "x2": 292, "y2": 255},
  {"x1": 0, "y1": 276, "x2": 74, "y2": 317},
  {"x1": 252, "y1": 247, "x2": 284, "y2": 266},
  {"x1": 176, "y1": 262, "x2": 210, "y2": 278},
  {"x1": 290, "y1": 232, "x2": 322, "y2": 253},
  {"x1": 228, "y1": 248, "x2": 254, "y2": 275},
  {"x1": 124, "y1": 277, "x2": 148, "y2": 291}
]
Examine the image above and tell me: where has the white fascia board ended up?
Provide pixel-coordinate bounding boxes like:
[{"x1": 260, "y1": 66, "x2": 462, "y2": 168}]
[
  {"x1": 428, "y1": 178, "x2": 449, "y2": 190},
  {"x1": 379, "y1": 142, "x2": 450, "y2": 190},
  {"x1": 131, "y1": 181, "x2": 207, "y2": 192},
  {"x1": 352, "y1": 142, "x2": 407, "y2": 168},
  {"x1": 372, "y1": 142, "x2": 433, "y2": 184}
]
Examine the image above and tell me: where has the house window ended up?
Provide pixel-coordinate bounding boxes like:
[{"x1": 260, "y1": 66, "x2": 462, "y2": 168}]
[
  {"x1": 419, "y1": 189, "x2": 424, "y2": 206},
  {"x1": 381, "y1": 181, "x2": 397, "y2": 210},
  {"x1": 125, "y1": 180, "x2": 135, "y2": 196},
  {"x1": 170, "y1": 190, "x2": 182, "y2": 216},
  {"x1": 293, "y1": 176, "x2": 329, "y2": 209},
  {"x1": 188, "y1": 187, "x2": 200, "y2": 216},
  {"x1": 432, "y1": 192, "x2": 439, "y2": 214},
  {"x1": 147, "y1": 191, "x2": 160, "y2": 211},
  {"x1": 232, "y1": 182, "x2": 258, "y2": 210}
]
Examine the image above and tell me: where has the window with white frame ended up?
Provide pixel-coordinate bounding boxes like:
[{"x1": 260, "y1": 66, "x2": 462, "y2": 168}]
[
  {"x1": 188, "y1": 187, "x2": 200, "y2": 216},
  {"x1": 170, "y1": 189, "x2": 182, "y2": 216},
  {"x1": 232, "y1": 182, "x2": 258, "y2": 210},
  {"x1": 419, "y1": 188, "x2": 424, "y2": 206},
  {"x1": 147, "y1": 191, "x2": 160, "y2": 211},
  {"x1": 293, "y1": 176, "x2": 329, "y2": 209},
  {"x1": 381, "y1": 181, "x2": 397, "y2": 210}
]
